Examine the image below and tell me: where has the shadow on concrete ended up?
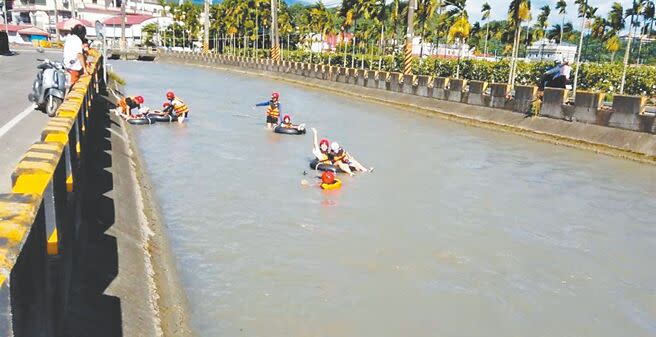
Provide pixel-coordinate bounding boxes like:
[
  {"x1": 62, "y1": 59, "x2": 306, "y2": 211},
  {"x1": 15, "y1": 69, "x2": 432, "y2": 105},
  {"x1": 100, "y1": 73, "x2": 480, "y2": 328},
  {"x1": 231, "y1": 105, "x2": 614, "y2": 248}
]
[{"x1": 64, "y1": 98, "x2": 123, "y2": 337}]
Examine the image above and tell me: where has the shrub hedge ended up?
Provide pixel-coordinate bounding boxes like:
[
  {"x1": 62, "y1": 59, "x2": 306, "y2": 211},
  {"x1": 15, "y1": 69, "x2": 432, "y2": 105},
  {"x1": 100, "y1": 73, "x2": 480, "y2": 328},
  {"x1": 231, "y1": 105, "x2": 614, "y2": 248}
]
[{"x1": 223, "y1": 48, "x2": 656, "y2": 97}]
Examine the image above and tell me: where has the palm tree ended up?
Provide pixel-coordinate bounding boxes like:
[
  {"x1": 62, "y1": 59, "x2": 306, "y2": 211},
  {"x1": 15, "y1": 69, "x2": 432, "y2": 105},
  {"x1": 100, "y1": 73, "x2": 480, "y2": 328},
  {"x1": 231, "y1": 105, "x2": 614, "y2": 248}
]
[
  {"x1": 605, "y1": 35, "x2": 621, "y2": 61},
  {"x1": 444, "y1": 0, "x2": 469, "y2": 77},
  {"x1": 339, "y1": 0, "x2": 380, "y2": 67},
  {"x1": 481, "y1": 2, "x2": 491, "y2": 56},
  {"x1": 534, "y1": 5, "x2": 550, "y2": 58},
  {"x1": 507, "y1": 0, "x2": 531, "y2": 87},
  {"x1": 621, "y1": 0, "x2": 641, "y2": 93},
  {"x1": 638, "y1": 0, "x2": 655, "y2": 63},
  {"x1": 555, "y1": 0, "x2": 567, "y2": 44},
  {"x1": 416, "y1": 0, "x2": 440, "y2": 57},
  {"x1": 308, "y1": 1, "x2": 334, "y2": 59}
]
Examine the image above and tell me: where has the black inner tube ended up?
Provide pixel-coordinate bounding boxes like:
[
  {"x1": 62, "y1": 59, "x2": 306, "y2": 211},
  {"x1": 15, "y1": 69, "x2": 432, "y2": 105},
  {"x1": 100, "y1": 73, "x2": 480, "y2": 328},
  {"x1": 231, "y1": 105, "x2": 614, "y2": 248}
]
[
  {"x1": 127, "y1": 116, "x2": 156, "y2": 125},
  {"x1": 309, "y1": 158, "x2": 340, "y2": 173},
  {"x1": 148, "y1": 114, "x2": 178, "y2": 122},
  {"x1": 274, "y1": 125, "x2": 306, "y2": 135}
]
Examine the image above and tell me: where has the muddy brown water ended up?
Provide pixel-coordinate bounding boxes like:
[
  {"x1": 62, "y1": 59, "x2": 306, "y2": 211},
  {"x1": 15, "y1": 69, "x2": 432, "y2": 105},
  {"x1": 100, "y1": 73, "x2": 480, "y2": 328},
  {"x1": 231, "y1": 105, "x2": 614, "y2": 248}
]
[{"x1": 115, "y1": 60, "x2": 656, "y2": 337}]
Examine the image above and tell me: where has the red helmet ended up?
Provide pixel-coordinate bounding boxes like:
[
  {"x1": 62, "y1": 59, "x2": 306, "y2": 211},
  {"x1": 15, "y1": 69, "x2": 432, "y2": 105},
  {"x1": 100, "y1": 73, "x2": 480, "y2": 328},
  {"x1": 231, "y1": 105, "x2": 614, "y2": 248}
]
[
  {"x1": 319, "y1": 139, "x2": 329, "y2": 150},
  {"x1": 271, "y1": 92, "x2": 280, "y2": 100},
  {"x1": 282, "y1": 114, "x2": 291, "y2": 123},
  {"x1": 321, "y1": 171, "x2": 335, "y2": 185},
  {"x1": 163, "y1": 102, "x2": 171, "y2": 108},
  {"x1": 166, "y1": 91, "x2": 175, "y2": 100},
  {"x1": 135, "y1": 96, "x2": 144, "y2": 104}
]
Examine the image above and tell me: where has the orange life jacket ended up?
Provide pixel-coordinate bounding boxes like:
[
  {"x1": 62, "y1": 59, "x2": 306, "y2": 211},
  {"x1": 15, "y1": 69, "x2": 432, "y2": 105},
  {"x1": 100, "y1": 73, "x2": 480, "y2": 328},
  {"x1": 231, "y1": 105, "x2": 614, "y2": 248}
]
[
  {"x1": 318, "y1": 151, "x2": 331, "y2": 164},
  {"x1": 332, "y1": 150, "x2": 350, "y2": 164},
  {"x1": 171, "y1": 97, "x2": 189, "y2": 116},
  {"x1": 119, "y1": 96, "x2": 139, "y2": 114},
  {"x1": 266, "y1": 101, "x2": 280, "y2": 118}
]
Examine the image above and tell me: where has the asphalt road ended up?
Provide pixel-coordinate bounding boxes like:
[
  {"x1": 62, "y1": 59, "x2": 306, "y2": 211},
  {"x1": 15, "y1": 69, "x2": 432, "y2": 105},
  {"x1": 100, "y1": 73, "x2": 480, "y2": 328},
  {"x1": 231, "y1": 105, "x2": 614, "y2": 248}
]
[{"x1": 0, "y1": 48, "x2": 62, "y2": 193}]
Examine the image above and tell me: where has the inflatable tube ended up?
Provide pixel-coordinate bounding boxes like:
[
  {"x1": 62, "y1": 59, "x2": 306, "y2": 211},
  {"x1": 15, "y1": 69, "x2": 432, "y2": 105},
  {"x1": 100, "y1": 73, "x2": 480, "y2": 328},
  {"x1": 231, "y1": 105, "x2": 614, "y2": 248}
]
[
  {"x1": 321, "y1": 179, "x2": 342, "y2": 190},
  {"x1": 309, "y1": 158, "x2": 340, "y2": 173},
  {"x1": 148, "y1": 114, "x2": 178, "y2": 122},
  {"x1": 127, "y1": 116, "x2": 156, "y2": 125},
  {"x1": 274, "y1": 125, "x2": 306, "y2": 135}
]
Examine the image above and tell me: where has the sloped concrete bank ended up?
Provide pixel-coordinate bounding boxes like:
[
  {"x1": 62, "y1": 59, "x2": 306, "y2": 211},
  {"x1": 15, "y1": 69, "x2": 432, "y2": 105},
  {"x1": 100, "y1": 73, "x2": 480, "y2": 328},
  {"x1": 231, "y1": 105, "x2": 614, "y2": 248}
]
[
  {"x1": 159, "y1": 54, "x2": 656, "y2": 165},
  {"x1": 96, "y1": 83, "x2": 193, "y2": 337}
]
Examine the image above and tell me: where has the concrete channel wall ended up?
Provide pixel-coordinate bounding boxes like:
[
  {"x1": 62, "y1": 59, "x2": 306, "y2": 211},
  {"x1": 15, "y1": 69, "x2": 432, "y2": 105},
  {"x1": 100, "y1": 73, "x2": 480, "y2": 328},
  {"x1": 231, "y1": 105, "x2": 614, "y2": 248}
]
[
  {"x1": 160, "y1": 51, "x2": 656, "y2": 163},
  {"x1": 0, "y1": 51, "x2": 190, "y2": 336}
]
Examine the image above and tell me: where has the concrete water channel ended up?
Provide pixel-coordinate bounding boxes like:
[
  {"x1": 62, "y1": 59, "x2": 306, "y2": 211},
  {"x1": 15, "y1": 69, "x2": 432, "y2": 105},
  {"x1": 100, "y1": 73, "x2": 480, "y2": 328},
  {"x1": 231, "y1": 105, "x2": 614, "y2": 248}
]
[{"x1": 115, "y1": 60, "x2": 656, "y2": 337}]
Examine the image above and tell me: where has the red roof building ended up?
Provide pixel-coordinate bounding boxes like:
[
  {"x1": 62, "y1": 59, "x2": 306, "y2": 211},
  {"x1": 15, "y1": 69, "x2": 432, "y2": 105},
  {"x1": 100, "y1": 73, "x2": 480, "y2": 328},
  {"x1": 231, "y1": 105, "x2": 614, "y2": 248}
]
[{"x1": 102, "y1": 14, "x2": 154, "y2": 26}]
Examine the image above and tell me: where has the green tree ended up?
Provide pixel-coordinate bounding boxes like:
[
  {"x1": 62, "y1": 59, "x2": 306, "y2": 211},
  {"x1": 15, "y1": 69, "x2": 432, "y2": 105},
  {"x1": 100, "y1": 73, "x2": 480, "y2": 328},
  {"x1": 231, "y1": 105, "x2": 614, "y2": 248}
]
[
  {"x1": 481, "y1": 2, "x2": 491, "y2": 55},
  {"x1": 555, "y1": 0, "x2": 567, "y2": 44},
  {"x1": 507, "y1": 0, "x2": 531, "y2": 87}
]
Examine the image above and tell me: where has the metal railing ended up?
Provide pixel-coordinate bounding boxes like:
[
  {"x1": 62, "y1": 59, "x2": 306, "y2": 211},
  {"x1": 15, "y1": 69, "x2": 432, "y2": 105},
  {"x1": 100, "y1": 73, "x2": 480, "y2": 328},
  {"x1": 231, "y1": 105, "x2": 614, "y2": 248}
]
[{"x1": 0, "y1": 50, "x2": 104, "y2": 336}]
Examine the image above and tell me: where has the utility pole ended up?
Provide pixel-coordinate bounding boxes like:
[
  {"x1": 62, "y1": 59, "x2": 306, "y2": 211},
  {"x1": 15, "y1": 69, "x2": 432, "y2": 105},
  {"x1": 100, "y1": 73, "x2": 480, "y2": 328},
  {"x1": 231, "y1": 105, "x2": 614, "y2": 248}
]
[
  {"x1": 571, "y1": 0, "x2": 587, "y2": 99},
  {"x1": 620, "y1": 4, "x2": 636, "y2": 94},
  {"x1": 120, "y1": 0, "x2": 126, "y2": 50},
  {"x1": 54, "y1": 0, "x2": 60, "y2": 41},
  {"x1": 203, "y1": 0, "x2": 209, "y2": 52},
  {"x1": 270, "y1": 0, "x2": 280, "y2": 61},
  {"x1": 403, "y1": 0, "x2": 416, "y2": 75}
]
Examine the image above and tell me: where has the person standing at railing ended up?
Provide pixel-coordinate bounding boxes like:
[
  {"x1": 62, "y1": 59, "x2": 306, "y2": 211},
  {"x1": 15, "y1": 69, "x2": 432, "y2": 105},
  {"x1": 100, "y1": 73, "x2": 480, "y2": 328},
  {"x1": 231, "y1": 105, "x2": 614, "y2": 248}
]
[{"x1": 63, "y1": 24, "x2": 90, "y2": 85}]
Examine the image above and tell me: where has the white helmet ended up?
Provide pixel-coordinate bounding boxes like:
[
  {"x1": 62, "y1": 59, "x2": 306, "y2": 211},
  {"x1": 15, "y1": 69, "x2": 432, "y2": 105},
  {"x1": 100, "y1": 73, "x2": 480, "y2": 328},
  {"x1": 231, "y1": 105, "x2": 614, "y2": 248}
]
[{"x1": 330, "y1": 142, "x2": 340, "y2": 152}]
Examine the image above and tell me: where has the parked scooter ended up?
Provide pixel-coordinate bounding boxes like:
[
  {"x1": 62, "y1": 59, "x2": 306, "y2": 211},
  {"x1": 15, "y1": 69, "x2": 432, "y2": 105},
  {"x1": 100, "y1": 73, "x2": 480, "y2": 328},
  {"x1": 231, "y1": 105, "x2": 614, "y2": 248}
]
[{"x1": 28, "y1": 58, "x2": 67, "y2": 117}]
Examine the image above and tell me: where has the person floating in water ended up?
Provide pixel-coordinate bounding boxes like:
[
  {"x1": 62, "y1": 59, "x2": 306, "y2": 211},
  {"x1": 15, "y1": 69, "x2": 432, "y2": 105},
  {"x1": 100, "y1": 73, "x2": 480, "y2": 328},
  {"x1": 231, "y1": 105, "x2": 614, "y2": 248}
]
[
  {"x1": 311, "y1": 128, "x2": 332, "y2": 166},
  {"x1": 329, "y1": 142, "x2": 371, "y2": 176},
  {"x1": 255, "y1": 92, "x2": 281, "y2": 129},
  {"x1": 278, "y1": 114, "x2": 305, "y2": 132}
]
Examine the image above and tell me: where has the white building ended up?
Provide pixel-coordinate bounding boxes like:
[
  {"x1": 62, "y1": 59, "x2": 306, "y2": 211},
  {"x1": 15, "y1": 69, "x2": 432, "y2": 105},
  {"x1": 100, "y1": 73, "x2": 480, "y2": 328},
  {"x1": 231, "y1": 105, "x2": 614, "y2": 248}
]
[
  {"x1": 411, "y1": 36, "x2": 474, "y2": 58},
  {"x1": 102, "y1": 14, "x2": 171, "y2": 47},
  {"x1": 9, "y1": 0, "x2": 163, "y2": 38},
  {"x1": 526, "y1": 38, "x2": 577, "y2": 62}
]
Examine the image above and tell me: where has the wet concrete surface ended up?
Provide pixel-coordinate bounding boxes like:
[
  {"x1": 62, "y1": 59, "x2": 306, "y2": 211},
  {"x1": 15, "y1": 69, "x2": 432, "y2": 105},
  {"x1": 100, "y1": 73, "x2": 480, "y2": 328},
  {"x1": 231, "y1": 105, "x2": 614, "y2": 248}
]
[{"x1": 115, "y1": 60, "x2": 656, "y2": 337}]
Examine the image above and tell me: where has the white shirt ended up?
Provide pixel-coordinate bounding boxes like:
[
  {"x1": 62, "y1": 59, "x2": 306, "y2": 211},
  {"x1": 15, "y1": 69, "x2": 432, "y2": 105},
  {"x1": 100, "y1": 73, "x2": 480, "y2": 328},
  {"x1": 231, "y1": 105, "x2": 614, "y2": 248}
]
[
  {"x1": 63, "y1": 34, "x2": 83, "y2": 71},
  {"x1": 559, "y1": 64, "x2": 572, "y2": 80}
]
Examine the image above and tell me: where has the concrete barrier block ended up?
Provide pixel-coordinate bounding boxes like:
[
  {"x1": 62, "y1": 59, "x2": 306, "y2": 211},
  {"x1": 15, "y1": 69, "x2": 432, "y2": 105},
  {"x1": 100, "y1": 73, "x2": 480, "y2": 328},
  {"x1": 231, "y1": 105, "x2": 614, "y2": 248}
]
[
  {"x1": 377, "y1": 71, "x2": 389, "y2": 90},
  {"x1": 402, "y1": 74, "x2": 416, "y2": 94},
  {"x1": 540, "y1": 88, "x2": 569, "y2": 119},
  {"x1": 415, "y1": 75, "x2": 432, "y2": 97},
  {"x1": 609, "y1": 95, "x2": 647, "y2": 131},
  {"x1": 512, "y1": 85, "x2": 538, "y2": 114},
  {"x1": 389, "y1": 72, "x2": 402, "y2": 92},
  {"x1": 336, "y1": 67, "x2": 348, "y2": 83},
  {"x1": 433, "y1": 77, "x2": 449, "y2": 100},
  {"x1": 638, "y1": 113, "x2": 655, "y2": 133},
  {"x1": 447, "y1": 79, "x2": 466, "y2": 102},
  {"x1": 325, "y1": 66, "x2": 336, "y2": 81},
  {"x1": 295, "y1": 63, "x2": 304, "y2": 76},
  {"x1": 573, "y1": 91, "x2": 604, "y2": 124},
  {"x1": 366, "y1": 70, "x2": 377, "y2": 88},
  {"x1": 489, "y1": 83, "x2": 510, "y2": 109},
  {"x1": 466, "y1": 80, "x2": 488, "y2": 106},
  {"x1": 356, "y1": 69, "x2": 367, "y2": 86},
  {"x1": 347, "y1": 68, "x2": 358, "y2": 85}
]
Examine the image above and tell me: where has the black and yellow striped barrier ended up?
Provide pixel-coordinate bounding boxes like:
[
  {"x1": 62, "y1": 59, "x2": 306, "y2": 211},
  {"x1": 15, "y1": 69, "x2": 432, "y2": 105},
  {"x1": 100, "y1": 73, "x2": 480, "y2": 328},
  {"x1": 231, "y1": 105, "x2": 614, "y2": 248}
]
[{"x1": 0, "y1": 49, "x2": 103, "y2": 335}]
